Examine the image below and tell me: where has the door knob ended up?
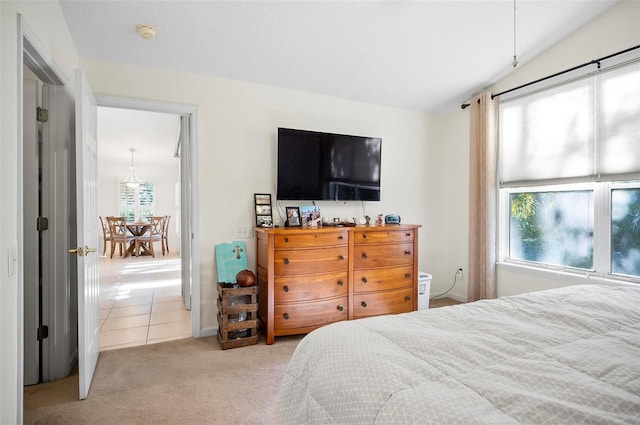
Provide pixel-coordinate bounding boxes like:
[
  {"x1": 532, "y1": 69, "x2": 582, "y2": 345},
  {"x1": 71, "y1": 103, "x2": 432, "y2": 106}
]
[
  {"x1": 69, "y1": 246, "x2": 97, "y2": 257},
  {"x1": 69, "y1": 247, "x2": 85, "y2": 256}
]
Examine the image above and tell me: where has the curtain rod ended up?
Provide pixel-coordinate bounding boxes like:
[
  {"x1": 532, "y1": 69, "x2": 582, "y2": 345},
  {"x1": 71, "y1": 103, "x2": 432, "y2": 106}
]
[{"x1": 461, "y1": 43, "x2": 640, "y2": 109}]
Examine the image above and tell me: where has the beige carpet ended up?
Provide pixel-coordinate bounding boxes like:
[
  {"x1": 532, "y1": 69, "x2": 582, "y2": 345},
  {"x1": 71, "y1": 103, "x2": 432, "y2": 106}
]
[{"x1": 24, "y1": 335, "x2": 302, "y2": 425}]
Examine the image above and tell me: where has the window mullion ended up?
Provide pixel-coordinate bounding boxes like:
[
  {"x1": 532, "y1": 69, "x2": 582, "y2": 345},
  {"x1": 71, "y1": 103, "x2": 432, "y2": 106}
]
[{"x1": 593, "y1": 183, "x2": 610, "y2": 276}]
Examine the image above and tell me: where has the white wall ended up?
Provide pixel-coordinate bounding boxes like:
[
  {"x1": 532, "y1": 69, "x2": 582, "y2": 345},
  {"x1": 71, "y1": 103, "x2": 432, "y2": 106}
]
[
  {"x1": 80, "y1": 59, "x2": 433, "y2": 333},
  {"x1": 1, "y1": 1, "x2": 79, "y2": 422}
]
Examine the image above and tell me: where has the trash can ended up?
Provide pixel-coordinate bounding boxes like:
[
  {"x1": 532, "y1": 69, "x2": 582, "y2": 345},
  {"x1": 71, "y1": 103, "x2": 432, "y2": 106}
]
[{"x1": 418, "y1": 272, "x2": 432, "y2": 311}]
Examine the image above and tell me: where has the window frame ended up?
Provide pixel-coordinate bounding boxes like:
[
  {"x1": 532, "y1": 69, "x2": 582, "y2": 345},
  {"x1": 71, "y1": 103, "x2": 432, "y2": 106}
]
[
  {"x1": 499, "y1": 181, "x2": 640, "y2": 284},
  {"x1": 118, "y1": 180, "x2": 155, "y2": 222}
]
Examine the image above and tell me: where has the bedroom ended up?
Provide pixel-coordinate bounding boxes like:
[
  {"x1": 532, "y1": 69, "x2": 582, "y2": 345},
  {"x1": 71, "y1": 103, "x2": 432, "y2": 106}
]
[{"x1": 1, "y1": 0, "x2": 640, "y2": 422}]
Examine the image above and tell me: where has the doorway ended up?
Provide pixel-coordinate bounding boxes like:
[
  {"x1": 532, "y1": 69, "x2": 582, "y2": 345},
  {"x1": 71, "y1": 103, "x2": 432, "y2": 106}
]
[
  {"x1": 95, "y1": 95, "x2": 201, "y2": 342},
  {"x1": 96, "y1": 107, "x2": 190, "y2": 350},
  {"x1": 22, "y1": 41, "x2": 77, "y2": 387}
]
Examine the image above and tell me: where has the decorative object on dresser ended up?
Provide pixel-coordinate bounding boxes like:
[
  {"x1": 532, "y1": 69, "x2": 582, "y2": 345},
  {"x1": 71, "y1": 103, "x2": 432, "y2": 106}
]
[
  {"x1": 255, "y1": 224, "x2": 420, "y2": 344},
  {"x1": 285, "y1": 206, "x2": 301, "y2": 227},
  {"x1": 254, "y1": 193, "x2": 273, "y2": 227},
  {"x1": 300, "y1": 205, "x2": 321, "y2": 227}
]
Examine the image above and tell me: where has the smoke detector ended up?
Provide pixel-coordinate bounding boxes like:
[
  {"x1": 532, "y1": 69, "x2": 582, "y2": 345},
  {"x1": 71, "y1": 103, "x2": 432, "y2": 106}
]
[{"x1": 136, "y1": 24, "x2": 157, "y2": 40}]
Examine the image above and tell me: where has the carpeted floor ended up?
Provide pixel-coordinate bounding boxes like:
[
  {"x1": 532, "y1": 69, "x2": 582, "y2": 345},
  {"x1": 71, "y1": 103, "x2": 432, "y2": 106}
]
[{"x1": 24, "y1": 335, "x2": 302, "y2": 425}]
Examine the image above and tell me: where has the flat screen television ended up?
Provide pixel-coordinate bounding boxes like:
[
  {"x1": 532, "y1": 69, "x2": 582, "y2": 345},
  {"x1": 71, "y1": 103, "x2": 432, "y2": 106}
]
[{"x1": 277, "y1": 128, "x2": 382, "y2": 201}]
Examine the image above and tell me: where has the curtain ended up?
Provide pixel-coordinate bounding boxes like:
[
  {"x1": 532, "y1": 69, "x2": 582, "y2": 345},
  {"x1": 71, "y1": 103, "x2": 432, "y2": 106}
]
[{"x1": 468, "y1": 92, "x2": 498, "y2": 301}]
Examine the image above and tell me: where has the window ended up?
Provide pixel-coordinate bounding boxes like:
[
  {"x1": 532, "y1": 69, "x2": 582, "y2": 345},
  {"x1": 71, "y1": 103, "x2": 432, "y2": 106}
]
[
  {"x1": 119, "y1": 182, "x2": 154, "y2": 222},
  {"x1": 499, "y1": 58, "x2": 640, "y2": 280},
  {"x1": 611, "y1": 186, "x2": 640, "y2": 277},
  {"x1": 509, "y1": 189, "x2": 593, "y2": 270}
]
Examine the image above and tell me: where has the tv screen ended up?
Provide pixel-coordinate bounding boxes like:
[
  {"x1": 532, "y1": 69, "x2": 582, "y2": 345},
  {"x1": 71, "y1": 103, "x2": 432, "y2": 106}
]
[{"x1": 277, "y1": 128, "x2": 382, "y2": 201}]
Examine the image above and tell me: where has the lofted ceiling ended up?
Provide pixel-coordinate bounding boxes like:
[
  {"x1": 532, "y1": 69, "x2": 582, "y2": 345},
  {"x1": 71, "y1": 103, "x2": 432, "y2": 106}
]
[
  {"x1": 72, "y1": 1, "x2": 618, "y2": 168},
  {"x1": 60, "y1": 0, "x2": 618, "y2": 114}
]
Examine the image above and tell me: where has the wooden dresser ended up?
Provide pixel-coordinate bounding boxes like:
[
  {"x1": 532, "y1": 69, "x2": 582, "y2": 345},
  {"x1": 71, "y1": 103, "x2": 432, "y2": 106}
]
[{"x1": 255, "y1": 224, "x2": 420, "y2": 344}]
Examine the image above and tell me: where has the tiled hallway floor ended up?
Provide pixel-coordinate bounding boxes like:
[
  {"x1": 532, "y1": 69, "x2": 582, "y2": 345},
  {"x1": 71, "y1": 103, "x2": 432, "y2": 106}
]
[{"x1": 99, "y1": 251, "x2": 191, "y2": 351}]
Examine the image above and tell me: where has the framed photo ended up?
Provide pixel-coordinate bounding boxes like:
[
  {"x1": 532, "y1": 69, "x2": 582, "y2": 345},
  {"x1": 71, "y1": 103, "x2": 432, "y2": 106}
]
[
  {"x1": 301, "y1": 205, "x2": 321, "y2": 227},
  {"x1": 285, "y1": 206, "x2": 301, "y2": 227},
  {"x1": 254, "y1": 193, "x2": 273, "y2": 227}
]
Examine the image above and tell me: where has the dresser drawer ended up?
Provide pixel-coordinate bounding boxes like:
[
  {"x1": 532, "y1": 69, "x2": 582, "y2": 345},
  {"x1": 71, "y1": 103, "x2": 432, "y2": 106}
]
[
  {"x1": 275, "y1": 296, "x2": 348, "y2": 330},
  {"x1": 353, "y1": 242, "x2": 414, "y2": 269},
  {"x1": 353, "y1": 229, "x2": 414, "y2": 245},
  {"x1": 275, "y1": 271, "x2": 348, "y2": 303},
  {"x1": 353, "y1": 287, "x2": 414, "y2": 319},
  {"x1": 275, "y1": 246, "x2": 348, "y2": 275},
  {"x1": 353, "y1": 265, "x2": 414, "y2": 293},
  {"x1": 275, "y1": 231, "x2": 348, "y2": 249}
]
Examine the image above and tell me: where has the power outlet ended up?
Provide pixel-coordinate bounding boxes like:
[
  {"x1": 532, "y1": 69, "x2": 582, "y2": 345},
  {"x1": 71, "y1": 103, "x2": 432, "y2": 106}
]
[
  {"x1": 455, "y1": 268, "x2": 464, "y2": 279},
  {"x1": 235, "y1": 226, "x2": 254, "y2": 238}
]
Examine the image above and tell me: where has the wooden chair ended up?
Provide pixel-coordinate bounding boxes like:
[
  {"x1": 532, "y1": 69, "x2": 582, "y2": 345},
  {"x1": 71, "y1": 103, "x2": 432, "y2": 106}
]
[
  {"x1": 135, "y1": 216, "x2": 164, "y2": 258},
  {"x1": 99, "y1": 216, "x2": 112, "y2": 256},
  {"x1": 162, "y1": 215, "x2": 171, "y2": 255},
  {"x1": 107, "y1": 216, "x2": 132, "y2": 258}
]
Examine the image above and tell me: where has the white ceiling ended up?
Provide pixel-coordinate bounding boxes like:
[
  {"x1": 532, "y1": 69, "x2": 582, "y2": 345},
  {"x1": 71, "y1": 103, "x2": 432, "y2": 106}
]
[
  {"x1": 97, "y1": 107, "x2": 180, "y2": 169},
  {"x1": 60, "y1": 0, "x2": 617, "y2": 113},
  {"x1": 77, "y1": 1, "x2": 617, "y2": 167}
]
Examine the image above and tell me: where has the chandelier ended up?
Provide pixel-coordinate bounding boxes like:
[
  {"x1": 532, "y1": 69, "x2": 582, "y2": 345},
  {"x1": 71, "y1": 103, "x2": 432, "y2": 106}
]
[{"x1": 121, "y1": 148, "x2": 142, "y2": 188}]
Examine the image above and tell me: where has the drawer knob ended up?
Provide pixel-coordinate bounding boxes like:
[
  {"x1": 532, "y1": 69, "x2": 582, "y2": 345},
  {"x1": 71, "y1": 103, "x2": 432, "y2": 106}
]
[
  {"x1": 404, "y1": 250, "x2": 411, "y2": 256},
  {"x1": 361, "y1": 301, "x2": 367, "y2": 308},
  {"x1": 361, "y1": 277, "x2": 368, "y2": 284},
  {"x1": 283, "y1": 285, "x2": 289, "y2": 292},
  {"x1": 337, "y1": 305, "x2": 344, "y2": 312},
  {"x1": 283, "y1": 313, "x2": 289, "y2": 320},
  {"x1": 405, "y1": 296, "x2": 412, "y2": 302},
  {"x1": 406, "y1": 233, "x2": 411, "y2": 237},
  {"x1": 284, "y1": 237, "x2": 289, "y2": 243},
  {"x1": 362, "y1": 252, "x2": 368, "y2": 259},
  {"x1": 337, "y1": 280, "x2": 344, "y2": 286},
  {"x1": 405, "y1": 273, "x2": 412, "y2": 279},
  {"x1": 283, "y1": 258, "x2": 290, "y2": 265},
  {"x1": 338, "y1": 255, "x2": 344, "y2": 261},
  {"x1": 338, "y1": 235, "x2": 344, "y2": 240},
  {"x1": 362, "y1": 234, "x2": 367, "y2": 239}
]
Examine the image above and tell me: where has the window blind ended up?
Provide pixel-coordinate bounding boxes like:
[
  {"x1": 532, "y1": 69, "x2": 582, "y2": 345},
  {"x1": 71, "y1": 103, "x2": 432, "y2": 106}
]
[
  {"x1": 119, "y1": 182, "x2": 154, "y2": 221},
  {"x1": 499, "y1": 60, "x2": 640, "y2": 187}
]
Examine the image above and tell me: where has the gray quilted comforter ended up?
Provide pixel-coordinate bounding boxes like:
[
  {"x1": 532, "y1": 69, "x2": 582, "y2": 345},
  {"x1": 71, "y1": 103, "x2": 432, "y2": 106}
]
[{"x1": 278, "y1": 284, "x2": 640, "y2": 424}]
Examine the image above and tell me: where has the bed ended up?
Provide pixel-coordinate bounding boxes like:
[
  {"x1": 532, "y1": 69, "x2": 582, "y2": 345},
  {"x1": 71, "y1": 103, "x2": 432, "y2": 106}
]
[{"x1": 277, "y1": 284, "x2": 640, "y2": 424}]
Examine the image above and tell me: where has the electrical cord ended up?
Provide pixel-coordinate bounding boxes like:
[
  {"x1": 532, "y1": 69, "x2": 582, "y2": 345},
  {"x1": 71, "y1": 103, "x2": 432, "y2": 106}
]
[{"x1": 429, "y1": 270, "x2": 460, "y2": 301}]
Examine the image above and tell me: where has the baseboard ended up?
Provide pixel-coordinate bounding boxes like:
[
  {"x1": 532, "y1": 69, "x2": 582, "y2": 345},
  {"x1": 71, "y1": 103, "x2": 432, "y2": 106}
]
[
  {"x1": 200, "y1": 326, "x2": 218, "y2": 338},
  {"x1": 431, "y1": 292, "x2": 468, "y2": 303}
]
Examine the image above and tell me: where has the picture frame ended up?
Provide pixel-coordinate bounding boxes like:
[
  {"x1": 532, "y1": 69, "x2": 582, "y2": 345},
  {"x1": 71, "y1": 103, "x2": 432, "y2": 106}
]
[
  {"x1": 254, "y1": 193, "x2": 273, "y2": 227},
  {"x1": 285, "y1": 206, "x2": 301, "y2": 227},
  {"x1": 300, "y1": 205, "x2": 321, "y2": 227}
]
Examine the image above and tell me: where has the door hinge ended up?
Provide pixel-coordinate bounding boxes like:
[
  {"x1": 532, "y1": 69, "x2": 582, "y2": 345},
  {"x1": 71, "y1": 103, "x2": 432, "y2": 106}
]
[
  {"x1": 37, "y1": 325, "x2": 49, "y2": 341},
  {"x1": 37, "y1": 217, "x2": 49, "y2": 231},
  {"x1": 37, "y1": 107, "x2": 49, "y2": 123}
]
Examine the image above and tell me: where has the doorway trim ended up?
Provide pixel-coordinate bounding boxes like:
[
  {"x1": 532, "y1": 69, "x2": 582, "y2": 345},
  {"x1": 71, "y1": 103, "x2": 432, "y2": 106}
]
[
  {"x1": 96, "y1": 95, "x2": 201, "y2": 338},
  {"x1": 17, "y1": 14, "x2": 76, "y2": 418}
]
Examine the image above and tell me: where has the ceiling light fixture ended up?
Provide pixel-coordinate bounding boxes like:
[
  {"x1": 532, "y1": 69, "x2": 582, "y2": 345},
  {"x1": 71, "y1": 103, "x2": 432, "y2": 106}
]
[
  {"x1": 512, "y1": 0, "x2": 518, "y2": 68},
  {"x1": 121, "y1": 148, "x2": 143, "y2": 188},
  {"x1": 136, "y1": 23, "x2": 157, "y2": 40}
]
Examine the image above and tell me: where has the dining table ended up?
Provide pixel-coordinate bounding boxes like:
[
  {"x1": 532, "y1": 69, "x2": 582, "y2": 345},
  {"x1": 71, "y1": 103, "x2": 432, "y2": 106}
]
[{"x1": 125, "y1": 222, "x2": 151, "y2": 257}]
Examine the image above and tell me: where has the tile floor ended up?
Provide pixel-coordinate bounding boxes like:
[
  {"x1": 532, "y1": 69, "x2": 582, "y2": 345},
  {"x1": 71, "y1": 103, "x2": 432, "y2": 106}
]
[{"x1": 99, "y1": 251, "x2": 191, "y2": 351}]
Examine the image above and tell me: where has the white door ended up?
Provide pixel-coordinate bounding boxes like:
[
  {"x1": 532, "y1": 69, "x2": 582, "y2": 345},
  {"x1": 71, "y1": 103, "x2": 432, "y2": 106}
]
[{"x1": 73, "y1": 69, "x2": 100, "y2": 400}]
